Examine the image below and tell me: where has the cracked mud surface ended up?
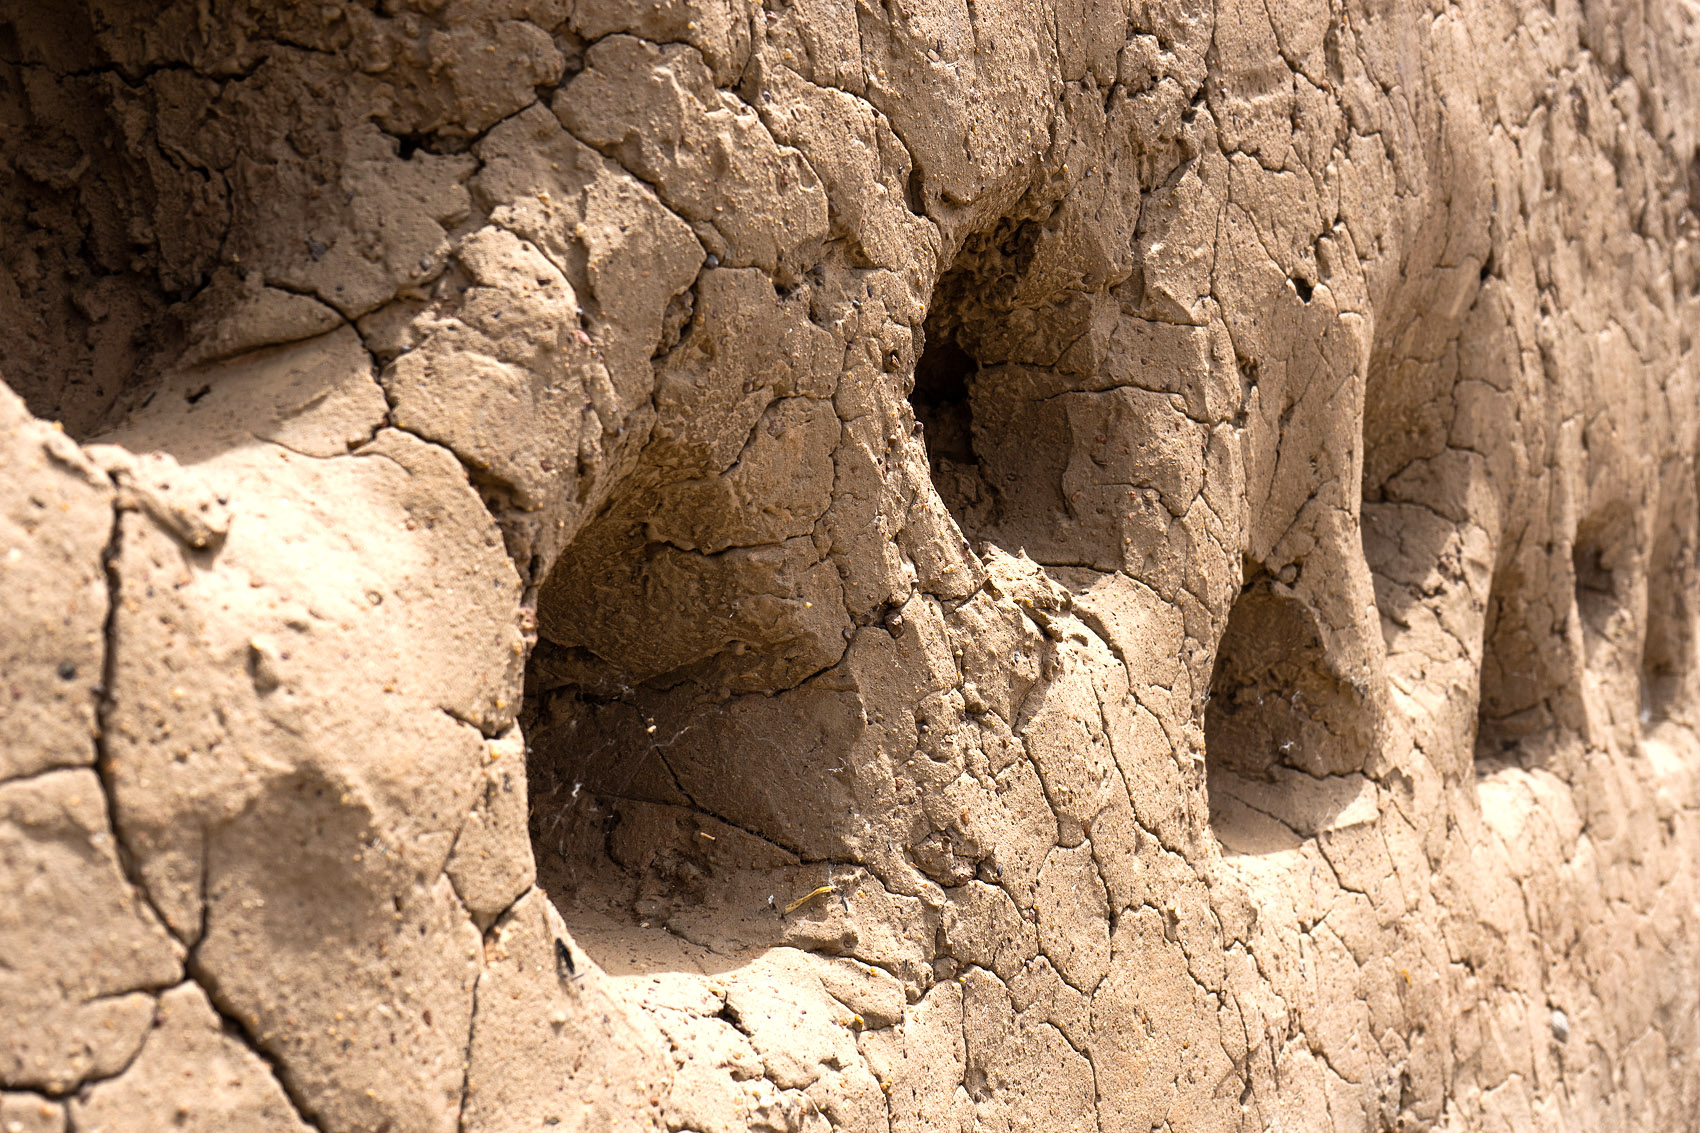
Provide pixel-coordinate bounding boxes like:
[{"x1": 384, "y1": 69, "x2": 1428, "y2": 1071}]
[{"x1": 2, "y1": 0, "x2": 1700, "y2": 1129}]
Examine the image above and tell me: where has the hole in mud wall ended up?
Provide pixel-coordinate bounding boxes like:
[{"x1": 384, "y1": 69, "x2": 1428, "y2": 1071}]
[
  {"x1": 520, "y1": 634, "x2": 870, "y2": 964},
  {"x1": 905, "y1": 212, "x2": 1078, "y2": 553},
  {"x1": 1688, "y1": 147, "x2": 1700, "y2": 222},
  {"x1": 519, "y1": 451, "x2": 863, "y2": 952},
  {"x1": 1473, "y1": 574, "x2": 1530, "y2": 767},
  {"x1": 1204, "y1": 567, "x2": 1374, "y2": 841},
  {"x1": 1570, "y1": 513, "x2": 1644, "y2": 712},
  {"x1": 1472, "y1": 550, "x2": 1583, "y2": 769},
  {"x1": 907, "y1": 221, "x2": 1158, "y2": 573},
  {"x1": 905, "y1": 221, "x2": 1055, "y2": 546},
  {"x1": 519, "y1": 647, "x2": 743, "y2": 937},
  {"x1": 1475, "y1": 511, "x2": 1651, "y2": 767},
  {"x1": 1205, "y1": 570, "x2": 1342, "y2": 781},
  {"x1": 910, "y1": 308, "x2": 992, "y2": 536},
  {"x1": 1641, "y1": 513, "x2": 1696, "y2": 723},
  {"x1": 1571, "y1": 517, "x2": 1628, "y2": 660}
]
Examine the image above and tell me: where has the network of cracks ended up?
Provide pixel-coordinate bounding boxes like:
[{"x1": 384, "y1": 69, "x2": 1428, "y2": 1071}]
[{"x1": 520, "y1": 245, "x2": 1696, "y2": 981}]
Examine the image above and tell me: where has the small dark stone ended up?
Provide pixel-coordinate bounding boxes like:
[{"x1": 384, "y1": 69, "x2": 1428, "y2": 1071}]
[{"x1": 56, "y1": 660, "x2": 77, "y2": 680}]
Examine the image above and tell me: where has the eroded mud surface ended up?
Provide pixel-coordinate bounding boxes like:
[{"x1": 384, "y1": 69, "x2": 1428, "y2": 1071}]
[{"x1": 3, "y1": 0, "x2": 1700, "y2": 1129}]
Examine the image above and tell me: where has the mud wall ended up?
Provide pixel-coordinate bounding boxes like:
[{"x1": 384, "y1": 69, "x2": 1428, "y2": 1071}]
[{"x1": 3, "y1": 0, "x2": 1700, "y2": 1129}]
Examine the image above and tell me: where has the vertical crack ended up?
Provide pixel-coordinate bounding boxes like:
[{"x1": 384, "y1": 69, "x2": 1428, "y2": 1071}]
[
  {"x1": 90, "y1": 498, "x2": 323, "y2": 1132},
  {"x1": 178, "y1": 955, "x2": 326, "y2": 1133},
  {"x1": 88, "y1": 501, "x2": 190, "y2": 955},
  {"x1": 456, "y1": 966, "x2": 483, "y2": 1133}
]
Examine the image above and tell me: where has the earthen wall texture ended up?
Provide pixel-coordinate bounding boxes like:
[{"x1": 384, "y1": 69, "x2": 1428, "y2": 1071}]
[{"x1": 2, "y1": 0, "x2": 1700, "y2": 1129}]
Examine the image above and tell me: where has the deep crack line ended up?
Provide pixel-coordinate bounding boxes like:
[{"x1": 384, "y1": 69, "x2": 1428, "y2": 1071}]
[
  {"x1": 89, "y1": 498, "x2": 182, "y2": 945},
  {"x1": 90, "y1": 493, "x2": 325, "y2": 1132}
]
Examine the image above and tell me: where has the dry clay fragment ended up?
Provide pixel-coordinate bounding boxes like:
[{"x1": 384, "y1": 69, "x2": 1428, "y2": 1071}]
[
  {"x1": 373, "y1": 15, "x2": 565, "y2": 139},
  {"x1": 379, "y1": 224, "x2": 630, "y2": 576},
  {"x1": 106, "y1": 326, "x2": 389, "y2": 463},
  {"x1": 196, "y1": 798, "x2": 481, "y2": 1133},
  {"x1": 557, "y1": 35, "x2": 828, "y2": 276},
  {"x1": 473, "y1": 102, "x2": 704, "y2": 412},
  {"x1": 69, "y1": 982, "x2": 311, "y2": 1133},
  {"x1": 177, "y1": 277, "x2": 345, "y2": 368},
  {"x1": 718, "y1": 947, "x2": 886, "y2": 1127},
  {"x1": 95, "y1": 428, "x2": 513, "y2": 1128},
  {"x1": 89, "y1": 330, "x2": 525, "y2": 1132},
  {"x1": 859, "y1": 982, "x2": 974, "y2": 1132},
  {"x1": 444, "y1": 728, "x2": 537, "y2": 930},
  {"x1": 461, "y1": 889, "x2": 669, "y2": 1132},
  {"x1": 0, "y1": 770, "x2": 181, "y2": 1095},
  {"x1": 383, "y1": 224, "x2": 614, "y2": 514},
  {"x1": 229, "y1": 98, "x2": 476, "y2": 319},
  {"x1": 0, "y1": 1093, "x2": 64, "y2": 1133},
  {"x1": 84, "y1": 447, "x2": 231, "y2": 550},
  {"x1": 0, "y1": 382, "x2": 112, "y2": 781}
]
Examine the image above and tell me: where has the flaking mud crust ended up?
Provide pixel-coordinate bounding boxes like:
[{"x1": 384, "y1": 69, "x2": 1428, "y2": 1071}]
[{"x1": 2, "y1": 1, "x2": 1700, "y2": 1130}]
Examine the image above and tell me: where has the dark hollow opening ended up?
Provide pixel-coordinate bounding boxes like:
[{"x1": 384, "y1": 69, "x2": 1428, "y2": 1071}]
[
  {"x1": 1473, "y1": 576, "x2": 1526, "y2": 770},
  {"x1": 1570, "y1": 514, "x2": 1641, "y2": 701},
  {"x1": 909, "y1": 305, "x2": 992, "y2": 537},
  {"x1": 1204, "y1": 567, "x2": 1375, "y2": 846},
  {"x1": 1571, "y1": 530, "x2": 1619, "y2": 646},
  {"x1": 1205, "y1": 572, "x2": 1333, "y2": 783},
  {"x1": 0, "y1": 11, "x2": 185, "y2": 437},
  {"x1": 1641, "y1": 516, "x2": 1696, "y2": 723},
  {"x1": 910, "y1": 329, "x2": 975, "y2": 467},
  {"x1": 1473, "y1": 548, "x2": 1580, "y2": 772}
]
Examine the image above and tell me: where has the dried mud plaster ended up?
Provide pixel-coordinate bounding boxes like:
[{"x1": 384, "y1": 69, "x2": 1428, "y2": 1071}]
[{"x1": 2, "y1": 0, "x2": 1699, "y2": 1129}]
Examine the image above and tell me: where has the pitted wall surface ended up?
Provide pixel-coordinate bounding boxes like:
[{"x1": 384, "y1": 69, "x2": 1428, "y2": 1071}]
[{"x1": 2, "y1": 0, "x2": 1699, "y2": 1129}]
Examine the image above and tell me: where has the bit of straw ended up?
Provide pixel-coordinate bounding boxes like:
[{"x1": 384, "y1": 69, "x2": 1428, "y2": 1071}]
[{"x1": 784, "y1": 884, "x2": 837, "y2": 914}]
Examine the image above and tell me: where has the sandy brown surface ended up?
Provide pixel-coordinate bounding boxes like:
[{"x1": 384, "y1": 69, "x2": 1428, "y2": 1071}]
[{"x1": 3, "y1": 0, "x2": 1700, "y2": 1129}]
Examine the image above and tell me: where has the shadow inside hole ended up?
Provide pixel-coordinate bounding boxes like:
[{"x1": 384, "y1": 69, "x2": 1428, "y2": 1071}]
[
  {"x1": 910, "y1": 328, "x2": 974, "y2": 463},
  {"x1": 1570, "y1": 514, "x2": 1649, "y2": 731},
  {"x1": 906, "y1": 297, "x2": 1106, "y2": 567},
  {"x1": 1641, "y1": 513, "x2": 1696, "y2": 723},
  {"x1": 1572, "y1": 525, "x2": 1626, "y2": 661},
  {"x1": 905, "y1": 212, "x2": 1073, "y2": 550},
  {"x1": 1475, "y1": 513, "x2": 1654, "y2": 771},
  {"x1": 520, "y1": 639, "x2": 880, "y2": 977},
  {"x1": 909, "y1": 316, "x2": 993, "y2": 536},
  {"x1": 1204, "y1": 570, "x2": 1378, "y2": 853},
  {"x1": 1570, "y1": 505, "x2": 1700, "y2": 740},
  {"x1": 1473, "y1": 571, "x2": 1540, "y2": 771}
]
